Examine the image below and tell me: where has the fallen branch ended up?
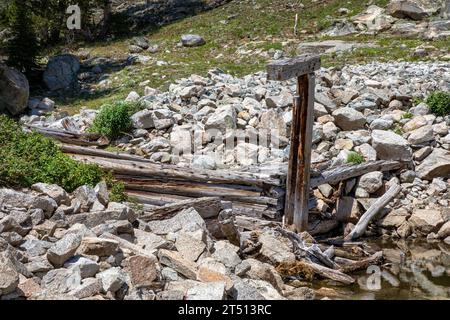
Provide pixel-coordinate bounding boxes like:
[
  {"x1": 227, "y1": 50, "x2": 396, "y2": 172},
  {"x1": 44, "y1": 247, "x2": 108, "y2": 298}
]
[
  {"x1": 345, "y1": 184, "x2": 402, "y2": 241},
  {"x1": 305, "y1": 260, "x2": 355, "y2": 284},
  {"x1": 275, "y1": 226, "x2": 338, "y2": 269},
  {"x1": 337, "y1": 251, "x2": 383, "y2": 273}
]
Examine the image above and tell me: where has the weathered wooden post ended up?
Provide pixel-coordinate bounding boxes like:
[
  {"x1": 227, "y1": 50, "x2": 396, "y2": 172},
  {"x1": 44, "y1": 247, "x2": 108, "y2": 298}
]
[{"x1": 267, "y1": 54, "x2": 321, "y2": 232}]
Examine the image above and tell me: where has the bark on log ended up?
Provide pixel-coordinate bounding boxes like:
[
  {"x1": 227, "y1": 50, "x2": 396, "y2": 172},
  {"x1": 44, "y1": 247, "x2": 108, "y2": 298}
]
[
  {"x1": 345, "y1": 184, "x2": 402, "y2": 241},
  {"x1": 61, "y1": 144, "x2": 150, "y2": 162}
]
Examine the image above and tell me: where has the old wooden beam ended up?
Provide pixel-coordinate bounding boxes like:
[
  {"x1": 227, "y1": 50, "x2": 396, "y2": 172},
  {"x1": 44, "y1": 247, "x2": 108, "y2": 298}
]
[
  {"x1": 267, "y1": 54, "x2": 321, "y2": 81},
  {"x1": 293, "y1": 73, "x2": 315, "y2": 232},
  {"x1": 310, "y1": 160, "x2": 403, "y2": 188},
  {"x1": 139, "y1": 197, "x2": 223, "y2": 221},
  {"x1": 267, "y1": 54, "x2": 320, "y2": 232}
]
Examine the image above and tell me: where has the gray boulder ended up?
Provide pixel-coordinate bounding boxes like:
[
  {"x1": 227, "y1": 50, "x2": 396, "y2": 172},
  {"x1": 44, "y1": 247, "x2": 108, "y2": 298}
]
[
  {"x1": 47, "y1": 233, "x2": 82, "y2": 267},
  {"x1": 332, "y1": 107, "x2": 366, "y2": 130},
  {"x1": 387, "y1": 0, "x2": 428, "y2": 20},
  {"x1": 371, "y1": 130, "x2": 412, "y2": 161},
  {"x1": 43, "y1": 54, "x2": 80, "y2": 91},
  {"x1": 0, "y1": 64, "x2": 29, "y2": 115},
  {"x1": 416, "y1": 148, "x2": 450, "y2": 180},
  {"x1": 181, "y1": 34, "x2": 206, "y2": 47}
]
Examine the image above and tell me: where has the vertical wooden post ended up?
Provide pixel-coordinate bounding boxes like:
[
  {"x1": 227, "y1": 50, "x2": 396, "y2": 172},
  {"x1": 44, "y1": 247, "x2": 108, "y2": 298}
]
[{"x1": 267, "y1": 55, "x2": 321, "y2": 232}]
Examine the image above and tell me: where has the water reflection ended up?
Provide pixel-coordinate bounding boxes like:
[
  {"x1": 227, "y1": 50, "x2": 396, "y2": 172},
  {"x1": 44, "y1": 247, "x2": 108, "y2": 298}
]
[{"x1": 317, "y1": 239, "x2": 450, "y2": 300}]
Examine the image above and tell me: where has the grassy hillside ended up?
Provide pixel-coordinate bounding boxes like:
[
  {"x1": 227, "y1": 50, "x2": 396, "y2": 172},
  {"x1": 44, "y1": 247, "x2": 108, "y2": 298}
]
[{"x1": 48, "y1": 0, "x2": 448, "y2": 112}]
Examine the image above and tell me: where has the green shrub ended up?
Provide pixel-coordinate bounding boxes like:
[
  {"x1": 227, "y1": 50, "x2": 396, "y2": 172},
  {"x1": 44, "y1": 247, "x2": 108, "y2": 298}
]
[
  {"x1": 89, "y1": 101, "x2": 141, "y2": 140},
  {"x1": 0, "y1": 115, "x2": 104, "y2": 192},
  {"x1": 426, "y1": 91, "x2": 450, "y2": 117},
  {"x1": 0, "y1": 115, "x2": 131, "y2": 202},
  {"x1": 346, "y1": 151, "x2": 365, "y2": 165}
]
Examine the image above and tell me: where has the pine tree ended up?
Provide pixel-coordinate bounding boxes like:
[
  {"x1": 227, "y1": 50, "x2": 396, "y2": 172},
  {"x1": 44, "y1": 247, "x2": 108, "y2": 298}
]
[{"x1": 6, "y1": 0, "x2": 39, "y2": 73}]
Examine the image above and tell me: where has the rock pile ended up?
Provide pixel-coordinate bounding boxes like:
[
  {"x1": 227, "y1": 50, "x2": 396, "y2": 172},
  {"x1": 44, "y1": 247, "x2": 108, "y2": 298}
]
[
  {"x1": 19, "y1": 61, "x2": 450, "y2": 242},
  {"x1": 323, "y1": 0, "x2": 449, "y2": 40},
  {"x1": 0, "y1": 183, "x2": 321, "y2": 300}
]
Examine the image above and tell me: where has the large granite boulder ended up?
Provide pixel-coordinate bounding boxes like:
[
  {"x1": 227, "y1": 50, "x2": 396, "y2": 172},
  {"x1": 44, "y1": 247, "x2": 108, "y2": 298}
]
[
  {"x1": 0, "y1": 64, "x2": 29, "y2": 115},
  {"x1": 43, "y1": 54, "x2": 80, "y2": 91}
]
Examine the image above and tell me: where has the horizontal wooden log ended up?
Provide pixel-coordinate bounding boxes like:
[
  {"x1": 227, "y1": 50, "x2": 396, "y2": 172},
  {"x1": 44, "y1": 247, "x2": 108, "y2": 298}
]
[
  {"x1": 310, "y1": 160, "x2": 403, "y2": 188},
  {"x1": 267, "y1": 54, "x2": 321, "y2": 81},
  {"x1": 126, "y1": 182, "x2": 278, "y2": 206},
  {"x1": 26, "y1": 125, "x2": 109, "y2": 146},
  {"x1": 69, "y1": 154, "x2": 281, "y2": 187},
  {"x1": 60, "y1": 144, "x2": 151, "y2": 163},
  {"x1": 139, "y1": 197, "x2": 224, "y2": 221}
]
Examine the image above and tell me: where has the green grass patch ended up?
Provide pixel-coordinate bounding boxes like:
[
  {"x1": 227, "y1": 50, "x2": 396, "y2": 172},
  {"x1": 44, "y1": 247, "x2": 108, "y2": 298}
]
[
  {"x1": 401, "y1": 111, "x2": 413, "y2": 120},
  {"x1": 346, "y1": 151, "x2": 365, "y2": 165}
]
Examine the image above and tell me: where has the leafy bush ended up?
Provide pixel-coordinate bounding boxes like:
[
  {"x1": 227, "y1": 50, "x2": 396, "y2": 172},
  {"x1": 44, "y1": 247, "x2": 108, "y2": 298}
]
[
  {"x1": 0, "y1": 115, "x2": 102, "y2": 192},
  {"x1": 89, "y1": 101, "x2": 141, "y2": 140},
  {"x1": 346, "y1": 151, "x2": 365, "y2": 165},
  {"x1": 426, "y1": 91, "x2": 450, "y2": 117}
]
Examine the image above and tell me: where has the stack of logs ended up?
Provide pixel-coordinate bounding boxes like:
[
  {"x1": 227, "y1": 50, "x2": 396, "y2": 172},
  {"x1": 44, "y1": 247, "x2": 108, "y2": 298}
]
[{"x1": 28, "y1": 123, "x2": 405, "y2": 241}]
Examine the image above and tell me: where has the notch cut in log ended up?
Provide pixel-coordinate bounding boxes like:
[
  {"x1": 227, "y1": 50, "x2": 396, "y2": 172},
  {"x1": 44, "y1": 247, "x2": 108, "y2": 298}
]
[{"x1": 345, "y1": 184, "x2": 402, "y2": 241}]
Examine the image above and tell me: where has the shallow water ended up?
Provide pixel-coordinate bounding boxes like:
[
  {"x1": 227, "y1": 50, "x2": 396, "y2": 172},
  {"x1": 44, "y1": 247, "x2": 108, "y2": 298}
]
[{"x1": 316, "y1": 239, "x2": 450, "y2": 300}]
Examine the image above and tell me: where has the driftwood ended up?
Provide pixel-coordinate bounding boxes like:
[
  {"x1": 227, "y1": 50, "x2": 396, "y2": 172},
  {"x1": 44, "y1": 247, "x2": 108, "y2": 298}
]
[
  {"x1": 26, "y1": 125, "x2": 109, "y2": 146},
  {"x1": 305, "y1": 260, "x2": 355, "y2": 284},
  {"x1": 336, "y1": 251, "x2": 383, "y2": 273},
  {"x1": 345, "y1": 184, "x2": 402, "y2": 241},
  {"x1": 139, "y1": 197, "x2": 223, "y2": 221},
  {"x1": 310, "y1": 160, "x2": 402, "y2": 188},
  {"x1": 275, "y1": 227, "x2": 338, "y2": 269}
]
